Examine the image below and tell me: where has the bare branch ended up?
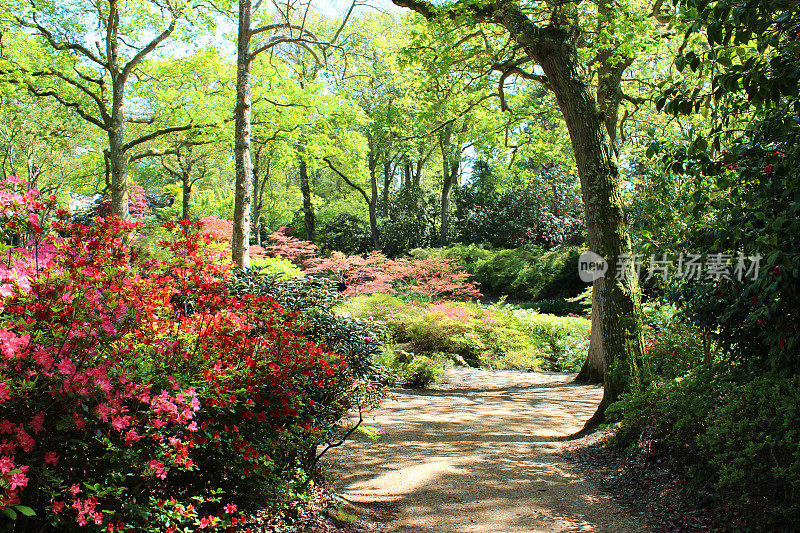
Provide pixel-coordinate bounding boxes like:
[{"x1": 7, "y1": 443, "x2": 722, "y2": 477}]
[
  {"x1": 251, "y1": 22, "x2": 317, "y2": 39},
  {"x1": 121, "y1": 12, "x2": 179, "y2": 81},
  {"x1": 20, "y1": 12, "x2": 106, "y2": 68}
]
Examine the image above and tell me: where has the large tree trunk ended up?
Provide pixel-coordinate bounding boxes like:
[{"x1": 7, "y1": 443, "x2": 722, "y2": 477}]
[
  {"x1": 534, "y1": 37, "x2": 645, "y2": 426},
  {"x1": 575, "y1": 0, "x2": 636, "y2": 384},
  {"x1": 232, "y1": 0, "x2": 253, "y2": 268},
  {"x1": 575, "y1": 284, "x2": 605, "y2": 383},
  {"x1": 299, "y1": 158, "x2": 315, "y2": 242}
]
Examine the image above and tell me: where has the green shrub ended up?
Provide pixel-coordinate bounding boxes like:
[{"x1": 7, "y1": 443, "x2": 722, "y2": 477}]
[
  {"x1": 228, "y1": 271, "x2": 390, "y2": 386},
  {"x1": 508, "y1": 309, "x2": 590, "y2": 371},
  {"x1": 338, "y1": 295, "x2": 589, "y2": 372},
  {"x1": 610, "y1": 369, "x2": 800, "y2": 529},
  {"x1": 400, "y1": 355, "x2": 443, "y2": 388},
  {"x1": 250, "y1": 255, "x2": 304, "y2": 278},
  {"x1": 436, "y1": 244, "x2": 589, "y2": 301},
  {"x1": 641, "y1": 302, "x2": 712, "y2": 379}
]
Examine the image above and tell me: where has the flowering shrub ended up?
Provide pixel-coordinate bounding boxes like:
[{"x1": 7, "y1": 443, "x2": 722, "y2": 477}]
[
  {"x1": 228, "y1": 270, "x2": 391, "y2": 388},
  {"x1": 267, "y1": 231, "x2": 481, "y2": 300},
  {"x1": 0, "y1": 187, "x2": 361, "y2": 530},
  {"x1": 265, "y1": 227, "x2": 318, "y2": 267},
  {"x1": 198, "y1": 215, "x2": 267, "y2": 259}
]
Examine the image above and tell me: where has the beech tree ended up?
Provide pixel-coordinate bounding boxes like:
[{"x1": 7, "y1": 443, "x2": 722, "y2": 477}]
[{"x1": 391, "y1": 0, "x2": 665, "y2": 424}]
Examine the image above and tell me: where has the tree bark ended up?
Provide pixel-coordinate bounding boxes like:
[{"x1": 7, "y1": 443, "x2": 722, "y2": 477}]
[
  {"x1": 578, "y1": 0, "x2": 636, "y2": 384},
  {"x1": 299, "y1": 158, "x2": 315, "y2": 242},
  {"x1": 232, "y1": 0, "x2": 254, "y2": 268},
  {"x1": 181, "y1": 173, "x2": 192, "y2": 220},
  {"x1": 439, "y1": 125, "x2": 460, "y2": 246},
  {"x1": 382, "y1": 159, "x2": 392, "y2": 217},
  {"x1": 369, "y1": 153, "x2": 381, "y2": 250},
  {"x1": 575, "y1": 284, "x2": 605, "y2": 383}
]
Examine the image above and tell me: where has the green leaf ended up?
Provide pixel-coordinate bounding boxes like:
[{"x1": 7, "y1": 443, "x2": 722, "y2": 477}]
[{"x1": 14, "y1": 506, "x2": 35, "y2": 517}]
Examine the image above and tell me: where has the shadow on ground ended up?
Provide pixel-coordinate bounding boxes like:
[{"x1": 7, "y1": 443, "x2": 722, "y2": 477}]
[{"x1": 325, "y1": 368, "x2": 643, "y2": 533}]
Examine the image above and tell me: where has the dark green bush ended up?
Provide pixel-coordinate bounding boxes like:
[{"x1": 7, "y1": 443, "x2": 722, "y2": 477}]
[
  {"x1": 228, "y1": 270, "x2": 390, "y2": 386},
  {"x1": 315, "y1": 213, "x2": 373, "y2": 255},
  {"x1": 610, "y1": 369, "x2": 800, "y2": 529},
  {"x1": 452, "y1": 161, "x2": 585, "y2": 249},
  {"x1": 441, "y1": 244, "x2": 589, "y2": 300}
]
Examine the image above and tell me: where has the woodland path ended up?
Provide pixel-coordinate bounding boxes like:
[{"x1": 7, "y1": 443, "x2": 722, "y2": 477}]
[{"x1": 325, "y1": 368, "x2": 646, "y2": 533}]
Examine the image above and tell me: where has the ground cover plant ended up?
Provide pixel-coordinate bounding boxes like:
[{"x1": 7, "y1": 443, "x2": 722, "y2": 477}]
[
  {"x1": 339, "y1": 294, "x2": 591, "y2": 377},
  {"x1": 0, "y1": 180, "x2": 380, "y2": 531}
]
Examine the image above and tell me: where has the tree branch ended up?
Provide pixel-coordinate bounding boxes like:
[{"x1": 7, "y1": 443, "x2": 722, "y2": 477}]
[
  {"x1": 26, "y1": 85, "x2": 105, "y2": 129},
  {"x1": 121, "y1": 123, "x2": 196, "y2": 153},
  {"x1": 324, "y1": 157, "x2": 371, "y2": 206},
  {"x1": 121, "y1": 12, "x2": 179, "y2": 81},
  {"x1": 21, "y1": 11, "x2": 106, "y2": 67},
  {"x1": 129, "y1": 148, "x2": 179, "y2": 163}
]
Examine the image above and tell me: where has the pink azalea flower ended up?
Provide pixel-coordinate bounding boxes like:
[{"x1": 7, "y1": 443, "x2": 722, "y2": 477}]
[
  {"x1": 9, "y1": 471, "x2": 28, "y2": 490},
  {"x1": 0, "y1": 455, "x2": 14, "y2": 473}
]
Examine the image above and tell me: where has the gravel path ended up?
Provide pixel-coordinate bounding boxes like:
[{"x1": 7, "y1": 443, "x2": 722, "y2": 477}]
[{"x1": 325, "y1": 368, "x2": 647, "y2": 533}]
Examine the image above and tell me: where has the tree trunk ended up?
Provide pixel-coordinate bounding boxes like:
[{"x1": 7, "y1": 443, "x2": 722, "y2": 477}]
[
  {"x1": 299, "y1": 158, "x2": 315, "y2": 242},
  {"x1": 382, "y1": 159, "x2": 392, "y2": 217},
  {"x1": 534, "y1": 37, "x2": 645, "y2": 427},
  {"x1": 403, "y1": 159, "x2": 412, "y2": 189},
  {"x1": 252, "y1": 149, "x2": 261, "y2": 246},
  {"x1": 439, "y1": 127, "x2": 459, "y2": 247},
  {"x1": 109, "y1": 80, "x2": 129, "y2": 219},
  {"x1": 232, "y1": 0, "x2": 254, "y2": 268},
  {"x1": 576, "y1": 0, "x2": 637, "y2": 384},
  {"x1": 575, "y1": 284, "x2": 605, "y2": 383},
  {"x1": 182, "y1": 176, "x2": 191, "y2": 220},
  {"x1": 369, "y1": 156, "x2": 381, "y2": 250}
]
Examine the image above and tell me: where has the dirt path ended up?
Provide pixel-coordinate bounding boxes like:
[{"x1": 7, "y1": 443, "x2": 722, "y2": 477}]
[{"x1": 325, "y1": 368, "x2": 646, "y2": 533}]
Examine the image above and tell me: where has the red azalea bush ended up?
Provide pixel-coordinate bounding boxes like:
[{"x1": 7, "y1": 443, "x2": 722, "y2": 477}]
[{"x1": 0, "y1": 182, "x2": 359, "y2": 531}]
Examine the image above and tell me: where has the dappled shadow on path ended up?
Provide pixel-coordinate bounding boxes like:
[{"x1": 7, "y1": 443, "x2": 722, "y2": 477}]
[{"x1": 326, "y1": 368, "x2": 642, "y2": 533}]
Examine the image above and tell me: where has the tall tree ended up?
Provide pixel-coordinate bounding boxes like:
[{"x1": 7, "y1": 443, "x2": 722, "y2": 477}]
[
  {"x1": 231, "y1": 0, "x2": 355, "y2": 267},
  {"x1": 392, "y1": 0, "x2": 657, "y2": 425},
  {"x1": 0, "y1": 0, "x2": 207, "y2": 218}
]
